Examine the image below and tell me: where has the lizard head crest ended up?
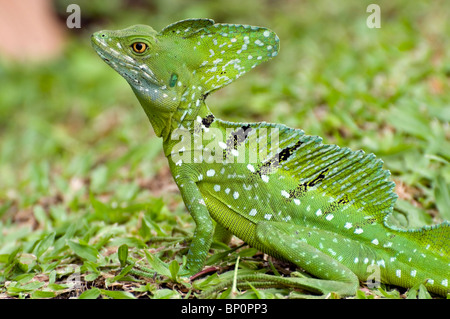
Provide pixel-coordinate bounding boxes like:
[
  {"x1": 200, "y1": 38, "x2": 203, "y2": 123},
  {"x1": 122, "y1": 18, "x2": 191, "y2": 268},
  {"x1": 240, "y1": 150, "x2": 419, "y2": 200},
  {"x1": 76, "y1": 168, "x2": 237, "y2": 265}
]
[{"x1": 158, "y1": 19, "x2": 280, "y2": 96}]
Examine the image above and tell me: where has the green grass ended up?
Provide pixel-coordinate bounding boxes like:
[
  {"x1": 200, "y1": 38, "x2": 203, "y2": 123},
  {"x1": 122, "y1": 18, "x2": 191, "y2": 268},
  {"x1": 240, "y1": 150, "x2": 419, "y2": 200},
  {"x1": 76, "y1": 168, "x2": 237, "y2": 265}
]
[{"x1": 0, "y1": 0, "x2": 449, "y2": 299}]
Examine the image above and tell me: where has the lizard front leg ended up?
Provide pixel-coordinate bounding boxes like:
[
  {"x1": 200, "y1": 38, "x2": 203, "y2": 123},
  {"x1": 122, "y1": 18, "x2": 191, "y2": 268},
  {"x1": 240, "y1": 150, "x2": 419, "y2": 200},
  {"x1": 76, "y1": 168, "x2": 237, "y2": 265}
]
[{"x1": 175, "y1": 176, "x2": 215, "y2": 277}]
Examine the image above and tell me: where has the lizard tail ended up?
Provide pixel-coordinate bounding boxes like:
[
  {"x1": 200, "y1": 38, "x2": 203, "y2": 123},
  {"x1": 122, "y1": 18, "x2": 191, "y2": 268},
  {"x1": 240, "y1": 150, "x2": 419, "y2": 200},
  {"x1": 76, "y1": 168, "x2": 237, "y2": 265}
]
[{"x1": 390, "y1": 220, "x2": 450, "y2": 259}]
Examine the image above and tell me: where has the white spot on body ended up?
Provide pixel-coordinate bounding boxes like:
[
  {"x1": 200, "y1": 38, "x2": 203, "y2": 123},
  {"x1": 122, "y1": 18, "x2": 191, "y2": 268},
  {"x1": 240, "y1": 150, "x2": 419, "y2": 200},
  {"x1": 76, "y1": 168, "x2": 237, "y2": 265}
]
[
  {"x1": 281, "y1": 190, "x2": 290, "y2": 198},
  {"x1": 328, "y1": 248, "x2": 336, "y2": 256},
  {"x1": 254, "y1": 39, "x2": 263, "y2": 46}
]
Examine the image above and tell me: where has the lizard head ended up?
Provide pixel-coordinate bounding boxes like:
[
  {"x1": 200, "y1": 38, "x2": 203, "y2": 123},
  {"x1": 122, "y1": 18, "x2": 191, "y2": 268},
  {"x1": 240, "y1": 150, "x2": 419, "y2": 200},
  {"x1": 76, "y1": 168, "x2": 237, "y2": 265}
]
[
  {"x1": 92, "y1": 24, "x2": 184, "y2": 137},
  {"x1": 91, "y1": 19, "x2": 279, "y2": 138},
  {"x1": 91, "y1": 24, "x2": 177, "y2": 109}
]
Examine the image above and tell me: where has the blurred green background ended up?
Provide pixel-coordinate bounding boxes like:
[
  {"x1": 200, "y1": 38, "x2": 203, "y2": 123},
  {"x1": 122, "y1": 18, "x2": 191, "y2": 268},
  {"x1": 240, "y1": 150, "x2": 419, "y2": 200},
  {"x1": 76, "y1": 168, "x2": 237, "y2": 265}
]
[{"x1": 0, "y1": 0, "x2": 449, "y2": 299}]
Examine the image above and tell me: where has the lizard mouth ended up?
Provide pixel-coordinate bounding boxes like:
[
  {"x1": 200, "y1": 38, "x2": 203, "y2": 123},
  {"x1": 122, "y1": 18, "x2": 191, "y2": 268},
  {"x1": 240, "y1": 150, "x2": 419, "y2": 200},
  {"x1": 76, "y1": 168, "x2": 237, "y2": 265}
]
[{"x1": 91, "y1": 33, "x2": 160, "y2": 88}]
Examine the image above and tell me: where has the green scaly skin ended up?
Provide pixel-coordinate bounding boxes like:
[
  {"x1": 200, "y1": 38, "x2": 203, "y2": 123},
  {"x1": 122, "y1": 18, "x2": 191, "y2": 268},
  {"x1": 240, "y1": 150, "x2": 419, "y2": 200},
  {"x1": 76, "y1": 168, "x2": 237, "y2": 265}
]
[{"x1": 91, "y1": 19, "x2": 449, "y2": 297}]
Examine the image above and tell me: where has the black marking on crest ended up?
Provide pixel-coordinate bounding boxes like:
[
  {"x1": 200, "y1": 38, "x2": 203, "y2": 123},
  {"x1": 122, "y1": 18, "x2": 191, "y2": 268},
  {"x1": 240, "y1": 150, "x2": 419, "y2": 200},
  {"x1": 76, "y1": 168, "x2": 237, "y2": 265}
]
[
  {"x1": 201, "y1": 114, "x2": 215, "y2": 128},
  {"x1": 279, "y1": 140, "x2": 304, "y2": 162},
  {"x1": 307, "y1": 168, "x2": 328, "y2": 187},
  {"x1": 231, "y1": 124, "x2": 252, "y2": 149},
  {"x1": 288, "y1": 168, "x2": 330, "y2": 199},
  {"x1": 288, "y1": 183, "x2": 308, "y2": 199},
  {"x1": 321, "y1": 194, "x2": 350, "y2": 215},
  {"x1": 201, "y1": 92, "x2": 209, "y2": 101},
  {"x1": 224, "y1": 125, "x2": 252, "y2": 158},
  {"x1": 337, "y1": 195, "x2": 349, "y2": 205},
  {"x1": 256, "y1": 140, "x2": 304, "y2": 176}
]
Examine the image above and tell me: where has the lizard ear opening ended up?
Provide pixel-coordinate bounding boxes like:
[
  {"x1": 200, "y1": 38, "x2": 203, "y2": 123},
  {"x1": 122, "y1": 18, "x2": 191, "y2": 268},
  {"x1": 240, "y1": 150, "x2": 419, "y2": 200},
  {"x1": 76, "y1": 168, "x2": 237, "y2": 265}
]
[{"x1": 162, "y1": 20, "x2": 280, "y2": 95}]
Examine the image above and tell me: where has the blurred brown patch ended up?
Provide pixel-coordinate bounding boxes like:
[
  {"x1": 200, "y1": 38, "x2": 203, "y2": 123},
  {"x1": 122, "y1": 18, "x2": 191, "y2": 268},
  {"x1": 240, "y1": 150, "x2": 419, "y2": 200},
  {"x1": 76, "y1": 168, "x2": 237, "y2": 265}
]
[
  {"x1": 394, "y1": 179, "x2": 422, "y2": 207},
  {"x1": 0, "y1": 0, "x2": 65, "y2": 61},
  {"x1": 138, "y1": 166, "x2": 179, "y2": 197},
  {"x1": 427, "y1": 76, "x2": 444, "y2": 95}
]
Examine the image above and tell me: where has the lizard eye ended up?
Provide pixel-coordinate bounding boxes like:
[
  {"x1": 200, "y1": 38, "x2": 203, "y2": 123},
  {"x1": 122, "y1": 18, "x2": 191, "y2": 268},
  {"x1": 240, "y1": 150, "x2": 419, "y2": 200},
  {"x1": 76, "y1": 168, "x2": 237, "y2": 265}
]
[{"x1": 131, "y1": 42, "x2": 147, "y2": 53}]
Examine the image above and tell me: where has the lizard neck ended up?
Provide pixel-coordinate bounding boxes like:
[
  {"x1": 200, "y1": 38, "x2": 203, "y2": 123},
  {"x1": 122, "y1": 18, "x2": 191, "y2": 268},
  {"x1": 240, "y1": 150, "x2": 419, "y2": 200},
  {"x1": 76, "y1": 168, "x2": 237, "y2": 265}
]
[
  {"x1": 163, "y1": 95, "x2": 214, "y2": 155},
  {"x1": 134, "y1": 82, "x2": 212, "y2": 143},
  {"x1": 172, "y1": 95, "x2": 212, "y2": 131}
]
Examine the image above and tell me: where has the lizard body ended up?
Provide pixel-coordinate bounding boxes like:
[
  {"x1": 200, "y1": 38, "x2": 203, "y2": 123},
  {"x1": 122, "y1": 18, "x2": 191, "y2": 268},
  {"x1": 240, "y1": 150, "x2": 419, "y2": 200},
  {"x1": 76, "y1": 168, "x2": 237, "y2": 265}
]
[{"x1": 91, "y1": 19, "x2": 449, "y2": 297}]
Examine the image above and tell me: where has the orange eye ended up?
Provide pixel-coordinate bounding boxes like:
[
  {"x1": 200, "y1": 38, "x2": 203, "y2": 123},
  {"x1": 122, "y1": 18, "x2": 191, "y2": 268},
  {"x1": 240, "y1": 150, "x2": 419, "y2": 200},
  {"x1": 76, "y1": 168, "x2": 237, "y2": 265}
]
[{"x1": 132, "y1": 42, "x2": 147, "y2": 53}]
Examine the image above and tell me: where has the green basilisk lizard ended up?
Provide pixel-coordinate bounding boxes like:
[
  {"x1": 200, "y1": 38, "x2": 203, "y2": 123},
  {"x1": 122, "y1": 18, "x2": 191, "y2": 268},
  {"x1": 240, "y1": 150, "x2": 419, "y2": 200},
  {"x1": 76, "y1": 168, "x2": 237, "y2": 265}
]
[{"x1": 91, "y1": 19, "x2": 449, "y2": 297}]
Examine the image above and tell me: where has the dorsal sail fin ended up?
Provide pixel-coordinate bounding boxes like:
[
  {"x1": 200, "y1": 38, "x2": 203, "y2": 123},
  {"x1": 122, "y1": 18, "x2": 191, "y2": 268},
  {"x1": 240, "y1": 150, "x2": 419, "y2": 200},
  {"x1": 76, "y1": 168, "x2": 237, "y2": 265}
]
[
  {"x1": 160, "y1": 18, "x2": 215, "y2": 37},
  {"x1": 219, "y1": 119, "x2": 397, "y2": 217}
]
